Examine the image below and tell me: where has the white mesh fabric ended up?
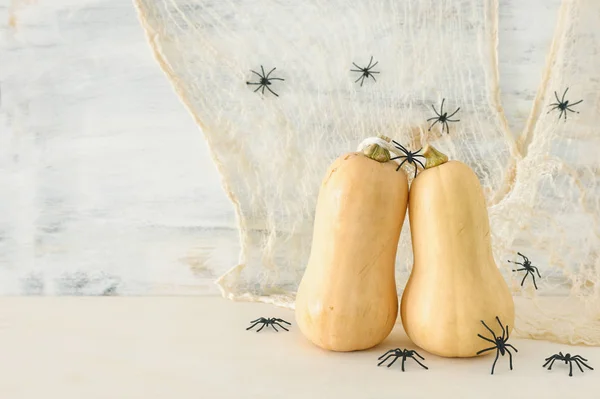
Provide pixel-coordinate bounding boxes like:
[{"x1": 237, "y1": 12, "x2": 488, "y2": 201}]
[{"x1": 133, "y1": 0, "x2": 600, "y2": 345}]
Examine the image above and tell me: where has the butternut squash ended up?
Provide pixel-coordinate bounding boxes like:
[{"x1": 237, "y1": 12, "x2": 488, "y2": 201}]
[
  {"x1": 400, "y1": 146, "x2": 514, "y2": 358},
  {"x1": 295, "y1": 142, "x2": 409, "y2": 352}
]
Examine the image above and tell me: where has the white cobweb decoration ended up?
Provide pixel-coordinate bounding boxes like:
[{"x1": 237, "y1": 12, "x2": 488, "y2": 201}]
[{"x1": 133, "y1": 0, "x2": 600, "y2": 345}]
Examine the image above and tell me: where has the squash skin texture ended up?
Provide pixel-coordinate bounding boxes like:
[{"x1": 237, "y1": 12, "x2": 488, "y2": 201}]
[
  {"x1": 295, "y1": 152, "x2": 408, "y2": 352},
  {"x1": 401, "y1": 160, "x2": 515, "y2": 358}
]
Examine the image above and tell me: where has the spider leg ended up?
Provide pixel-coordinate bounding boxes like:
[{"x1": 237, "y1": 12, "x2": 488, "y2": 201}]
[
  {"x1": 270, "y1": 323, "x2": 279, "y2": 332},
  {"x1": 371, "y1": 71, "x2": 380, "y2": 74},
  {"x1": 366, "y1": 56, "x2": 374, "y2": 69},
  {"x1": 447, "y1": 107, "x2": 460, "y2": 118},
  {"x1": 250, "y1": 70, "x2": 263, "y2": 79},
  {"x1": 520, "y1": 272, "x2": 527, "y2": 287},
  {"x1": 531, "y1": 272, "x2": 539, "y2": 290},
  {"x1": 411, "y1": 357, "x2": 429, "y2": 370},
  {"x1": 351, "y1": 62, "x2": 362, "y2": 69},
  {"x1": 261, "y1": 85, "x2": 266, "y2": 95},
  {"x1": 354, "y1": 75, "x2": 364, "y2": 83},
  {"x1": 390, "y1": 156, "x2": 404, "y2": 161},
  {"x1": 490, "y1": 349, "x2": 500, "y2": 375},
  {"x1": 369, "y1": 60, "x2": 379, "y2": 69},
  {"x1": 444, "y1": 121, "x2": 450, "y2": 134},
  {"x1": 440, "y1": 98, "x2": 445, "y2": 115},
  {"x1": 392, "y1": 140, "x2": 409, "y2": 154},
  {"x1": 265, "y1": 85, "x2": 279, "y2": 97},
  {"x1": 496, "y1": 317, "x2": 506, "y2": 340},
  {"x1": 254, "y1": 85, "x2": 263, "y2": 93},
  {"x1": 414, "y1": 159, "x2": 426, "y2": 170},
  {"x1": 561, "y1": 87, "x2": 569, "y2": 103},
  {"x1": 477, "y1": 334, "x2": 496, "y2": 345},
  {"x1": 476, "y1": 346, "x2": 496, "y2": 355},
  {"x1": 546, "y1": 105, "x2": 560, "y2": 114},
  {"x1": 428, "y1": 119, "x2": 440, "y2": 131},
  {"x1": 401, "y1": 356, "x2": 407, "y2": 372},
  {"x1": 431, "y1": 104, "x2": 441, "y2": 117},
  {"x1": 573, "y1": 359, "x2": 584, "y2": 373},
  {"x1": 481, "y1": 320, "x2": 498, "y2": 340},
  {"x1": 273, "y1": 322, "x2": 289, "y2": 331},
  {"x1": 276, "y1": 319, "x2": 291, "y2": 325},
  {"x1": 512, "y1": 268, "x2": 527, "y2": 272},
  {"x1": 370, "y1": 74, "x2": 377, "y2": 82},
  {"x1": 265, "y1": 67, "x2": 276, "y2": 78},
  {"x1": 566, "y1": 107, "x2": 579, "y2": 114},
  {"x1": 378, "y1": 349, "x2": 397, "y2": 360},
  {"x1": 506, "y1": 348, "x2": 514, "y2": 370},
  {"x1": 246, "y1": 322, "x2": 261, "y2": 330},
  {"x1": 548, "y1": 102, "x2": 560, "y2": 107},
  {"x1": 360, "y1": 75, "x2": 367, "y2": 87},
  {"x1": 446, "y1": 118, "x2": 460, "y2": 122},
  {"x1": 269, "y1": 77, "x2": 285, "y2": 81},
  {"x1": 571, "y1": 355, "x2": 587, "y2": 362},
  {"x1": 256, "y1": 323, "x2": 267, "y2": 332},
  {"x1": 547, "y1": 358, "x2": 557, "y2": 370},
  {"x1": 543, "y1": 356, "x2": 557, "y2": 367},
  {"x1": 569, "y1": 361, "x2": 573, "y2": 377},
  {"x1": 505, "y1": 344, "x2": 518, "y2": 353},
  {"x1": 412, "y1": 350, "x2": 425, "y2": 360},
  {"x1": 426, "y1": 116, "x2": 439, "y2": 122},
  {"x1": 396, "y1": 159, "x2": 408, "y2": 172},
  {"x1": 575, "y1": 358, "x2": 594, "y2": 370},
  {"x1": 250, "y1": 318, "x2": 264, "y2": 323},
  {"x1": 569, "y1": 99, "x2": 583, "y2": 106},
  {"x1": 387, "y1": 356, "x2": 400, "y2": 368},
  {"x1": 246, "y1": 82, "x2": 262, "y2": 85},
  {"x1": 377, "y1": 354, "x2": 395, "y2": 366},
  {"x1": 508, "y1": 260, "x2": 524, "y2": 266},
  {"x1": 413, "y1": 164, "x2": 418, "y2": 179},
  {"x1": 517, "y1": 252, "x2": 529, "y2": 262},
  {"x1": 260, "y1": 65, "x2": 266, "y2": 78}
]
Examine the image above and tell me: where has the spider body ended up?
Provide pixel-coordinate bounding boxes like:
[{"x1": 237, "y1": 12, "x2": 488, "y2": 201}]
[
  {"x1": 246, "y1": 317, "x2": 290, "y2": 332},
  {"x1": 509, "y1": 252, "x2": 541, "y2": 290},
  {"x1": 351, "y1": 56, "x2": 380, "y2": 86},
  {"x1": 547, "y1": 88, "x2": 582, "y2": 121},
  {"x1": 476, "y1": 316, "x2": 518, "y2": 375},
  {"x1": 391, "y1": 140, "x2": 426, "y2": 178},
  {"x1": 377, "y1": 348, "x2": 428, "y2": 371},
  {"x1": 543, "y1": 352, "x2": 593, "y2": 377},
  {"x1": 427, "y1": 98, "x2": 460, "y2": 134},
  {"x1": 246, "y1": 66, "x2": 284, "y2": 97}
]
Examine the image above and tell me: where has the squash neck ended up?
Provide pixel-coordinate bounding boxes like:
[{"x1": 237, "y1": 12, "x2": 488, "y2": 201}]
[{"x1": 362, "y1": 134, "x2": 392, "y2": 163}]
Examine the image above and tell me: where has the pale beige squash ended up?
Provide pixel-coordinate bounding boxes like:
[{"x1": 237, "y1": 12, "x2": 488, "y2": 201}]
[
  {"x1": 295, "y1": 143, "x2": 409, "y2": 352},
  {"x1": 400, "y1": 146, "x2": 515, "y2": 358}
]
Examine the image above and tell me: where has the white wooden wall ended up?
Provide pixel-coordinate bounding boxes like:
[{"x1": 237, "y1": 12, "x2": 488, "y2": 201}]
[{"x1": 0, "y1": 0, "x2": 561, "y2": 295}]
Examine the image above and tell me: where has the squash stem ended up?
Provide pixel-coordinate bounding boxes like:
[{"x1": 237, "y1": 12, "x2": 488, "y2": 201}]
[
  {"x1": 362, "y1": 134, "x2": 391, "y2": 163},
  {"x1": 422, "y1": 145, "x2": 448, "y2": 169}
]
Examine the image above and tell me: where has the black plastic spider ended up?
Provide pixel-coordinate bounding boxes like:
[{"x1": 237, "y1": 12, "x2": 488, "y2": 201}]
[
  {"x1": 509, "y1": 252, "x2": 541, "y2": 290},
  {"x1": 427, "y1": 98, "x2": 460, "y2": 134},
  {"x1": 246, "y1": 66, "x2": 285, "y2": 97},
  {"x1": 547, "y1": 88, "x2": 582, "y2": 121},
  {"x1": 377, "y1": 348, "x2": 428, "y2": 371},
  {"x1": 246, "y1": 317, "x2": 290, "y2": 332},
  {"x1": 543, "y1": 352, "x2": 593, "y2": 377},
  {"x1": 476, "y1": 316, "x2": 518, "y2": 375},
  {"x1": 391, "y1": 140, "x2": 426, "y2": 178},
  {"x1": 351, "y1": 56, "x2": 380, "y2": 86}
]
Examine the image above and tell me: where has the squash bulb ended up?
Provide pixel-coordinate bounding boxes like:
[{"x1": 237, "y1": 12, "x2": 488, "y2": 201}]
[
  {"x1": 400, "y1": 146, "x2": 515, "y2": 358},
  {"x1": 295, "y1": 144, "x2": 409, "y2": 352}
]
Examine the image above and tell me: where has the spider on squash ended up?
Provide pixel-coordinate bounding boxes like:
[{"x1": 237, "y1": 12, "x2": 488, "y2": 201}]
[
  {"x1": 476, "y1": 316, "x2": 518, "y2": 375},
  {"x1": 391, "y1": 140, "x2": 426, "y2": 178}
]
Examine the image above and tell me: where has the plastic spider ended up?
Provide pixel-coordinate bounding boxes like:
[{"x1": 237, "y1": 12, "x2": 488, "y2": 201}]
[
  {"x1": 246, "y1": 317, "x2": 290, "y2": 332},
  {"x1": 246, "y1": 66, "x2": 285, "y2": 97},
  {"x1": 547, "y1": 88, "x2": 582, "y2": 121},
  {"x1": 377, "y1": 348, "x2": 428, "y2": 371},
  {"x1": 476, "y1": 316, "x2": 518, "y2": 375},
  {"x1": 427, "y1": 98, "x2": 460, "y2": 134},
  {"x1": 509, "y1": 252, "x2": 541, "y2": 290},
  {"x1": 543, "y1": 352, "x2": 593, "y2": 377},
  {"x1": 351, "y1": 56, "x2": 380, "y2": 86},
  {"x1": 391, "y1": 140, "x2": 426, "y2": 178}
]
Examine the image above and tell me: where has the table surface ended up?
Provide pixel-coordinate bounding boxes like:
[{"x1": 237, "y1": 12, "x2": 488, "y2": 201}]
[{"x1": 0, "y1": 297, "x2": 597, "y2": 399}]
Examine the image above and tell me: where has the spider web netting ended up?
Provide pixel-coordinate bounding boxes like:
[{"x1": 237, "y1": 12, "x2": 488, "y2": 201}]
[{"x1": 133, "y1": 0, "x2": 600, "y2": 345}]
